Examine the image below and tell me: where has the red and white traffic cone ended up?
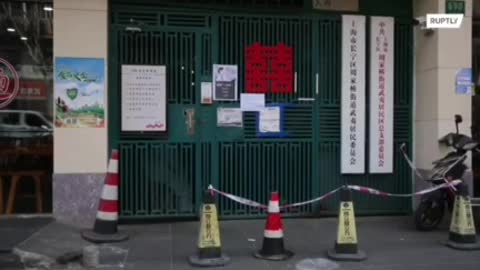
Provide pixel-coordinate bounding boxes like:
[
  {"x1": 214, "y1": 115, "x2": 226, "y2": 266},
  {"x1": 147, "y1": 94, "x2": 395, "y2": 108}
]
[
  {"x1": 82, "y1": 149, "x2": 128, "y2": 243},
  {"x1": 253, "y1": 191, "x2": 294, "y2": 261}
]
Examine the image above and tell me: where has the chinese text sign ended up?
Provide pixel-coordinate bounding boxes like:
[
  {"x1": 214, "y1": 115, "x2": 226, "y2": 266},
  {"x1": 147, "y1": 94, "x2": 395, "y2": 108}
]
[
  {"x1": 369, "y1": 17, "x2": 394, "y2": 173},
  {"x1": 121, "y1": 65, "x2": 167, "y2": 132},
  {"x1": 341, "y1": 15, "x2": 366, "y2": 174},
  {"x1": 245, "y1": 43, "x2": 294, "y2": 94}
]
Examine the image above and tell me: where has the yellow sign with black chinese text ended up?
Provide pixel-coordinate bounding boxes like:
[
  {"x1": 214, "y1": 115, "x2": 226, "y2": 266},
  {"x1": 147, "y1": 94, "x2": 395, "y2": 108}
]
[
  {"x1": 450, "y1": 196, "x2": 476, "y2": 235},
  {"x1": 198, "y1": 204, "x2": 221, "y2": 248},
  {"x1": 337, "y1": 202, "x2": 358, "y2": 244}
]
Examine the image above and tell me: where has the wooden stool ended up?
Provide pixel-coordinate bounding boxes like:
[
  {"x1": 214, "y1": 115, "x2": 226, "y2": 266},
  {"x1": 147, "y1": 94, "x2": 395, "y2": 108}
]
[{"x1": 1, "y1": 171, "x2": 46, "y2": 214}]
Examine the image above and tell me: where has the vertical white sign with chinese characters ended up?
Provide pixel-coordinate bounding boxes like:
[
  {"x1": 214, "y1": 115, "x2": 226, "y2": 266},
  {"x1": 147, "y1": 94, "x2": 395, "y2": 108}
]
[
  {"x1": 341, "y1": 15, "x2": 366, "y2": 174},
  {"x1": 121, "y1": 65, "x2": 167, "y2": 132},
  {"x1": 369, "y1": 17, "x2": 394, "y2": 173}
]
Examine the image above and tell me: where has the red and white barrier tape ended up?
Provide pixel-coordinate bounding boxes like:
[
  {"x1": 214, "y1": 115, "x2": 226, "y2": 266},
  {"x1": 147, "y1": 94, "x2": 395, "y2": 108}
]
[
  {"x1": 208, "y1": 185, "x2": 267, "y2": 209},
  {"x1": 347, "y1": 179, "x2": 462, "y2": 198},
  {"x1": 208, "y1": 180, "x2": 462, "y2": 209},
  {"x1": 280, "y1": 187, "x2": 341, "y2": 209},
  {"x1": 208, "y1": 185, "x2": 340, "y2": 210},
  {"x1": 400, "y1": 144, "x2": 459, "y2": 192},
  {"x1": 400, "y1": 145, "x2": 427, "y2": 180}
]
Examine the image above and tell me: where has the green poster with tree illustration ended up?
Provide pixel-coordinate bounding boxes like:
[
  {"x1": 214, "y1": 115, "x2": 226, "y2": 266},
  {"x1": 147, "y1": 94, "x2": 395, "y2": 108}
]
[{"x1": 55, "y1": 57, "x2": 105, "y2": 128}]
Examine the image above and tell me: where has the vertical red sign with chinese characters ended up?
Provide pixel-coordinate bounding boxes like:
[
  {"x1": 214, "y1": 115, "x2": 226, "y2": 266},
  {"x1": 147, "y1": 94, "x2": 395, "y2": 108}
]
[
  {"x1": 369, "y1": 17, "x2": 394, "y2": 174},
  {"x1": 245, "y1": 43, "x2": 268, "y2": 93},
  {"x1": 245, "y1": 43, "x2": 294, "y2": 94}
]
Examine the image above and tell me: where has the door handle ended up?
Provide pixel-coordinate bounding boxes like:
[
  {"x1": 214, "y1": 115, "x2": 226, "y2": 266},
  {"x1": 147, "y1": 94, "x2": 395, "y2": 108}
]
[{"x1": 185, "y1": 108, "x2": 196, "y2": 136}]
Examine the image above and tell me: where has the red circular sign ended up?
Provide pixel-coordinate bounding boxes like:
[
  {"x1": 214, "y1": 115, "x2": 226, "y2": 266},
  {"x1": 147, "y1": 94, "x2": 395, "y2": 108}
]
[{"x1": 0, "y1": 58, "x2": 20, "y2": 109}]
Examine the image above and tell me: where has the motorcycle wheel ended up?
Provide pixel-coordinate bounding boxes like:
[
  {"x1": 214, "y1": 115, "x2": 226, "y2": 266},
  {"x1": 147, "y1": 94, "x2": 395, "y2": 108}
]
[{"x1": 414, "y1": 199, "x2": 445, "y2": 231}]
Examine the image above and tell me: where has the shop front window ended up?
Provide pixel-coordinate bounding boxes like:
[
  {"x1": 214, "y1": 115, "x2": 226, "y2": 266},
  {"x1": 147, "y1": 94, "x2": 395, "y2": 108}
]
[{"x1": 0, "y1": 0, "x2": 53, "y2": 214}]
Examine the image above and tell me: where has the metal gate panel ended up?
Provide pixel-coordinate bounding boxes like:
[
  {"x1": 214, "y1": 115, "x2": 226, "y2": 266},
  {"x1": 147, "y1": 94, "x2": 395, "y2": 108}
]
[
  {"x1": 111, "y1": 21, "x2": 209, "y2": 218},
  {"x1": 219, "y1": 15, "x2": 315, "y2": 102},
  {"x1": 218, "y1": 142, "x2": 313, "y2": 218},
  {"x1": 215, "y1": 14, "x2": 318, "y2": 218},
  {"x1": 118, "y1": 31, "x2": 198, "y2": 105},
  {"x1": 120, "y1": 143, "x2": 196, "y2": 218},
  {"x1": 110, "y1": 5, "x2": 413, "y2": 219}
]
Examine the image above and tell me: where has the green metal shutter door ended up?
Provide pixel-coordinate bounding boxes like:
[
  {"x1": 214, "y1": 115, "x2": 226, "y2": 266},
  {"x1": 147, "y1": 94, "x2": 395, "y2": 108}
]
[{"x1": 109, "y1": 6, "x2": 413, "y2": 220}]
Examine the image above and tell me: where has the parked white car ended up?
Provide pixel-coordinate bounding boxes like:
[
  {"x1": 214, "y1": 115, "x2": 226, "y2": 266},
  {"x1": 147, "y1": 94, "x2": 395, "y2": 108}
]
[{"x1": 0, "y1": 110, "x2": 53, "y2": 139}]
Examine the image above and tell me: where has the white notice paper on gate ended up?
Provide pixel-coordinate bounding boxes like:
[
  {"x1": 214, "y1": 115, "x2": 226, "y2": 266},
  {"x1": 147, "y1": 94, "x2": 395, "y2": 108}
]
[
  {"x1": 217, "y1": 108, "x2": 243, "y2": 127},
  {"x1": 121, "y1": 65, "x2": 167, "y2": 132},
  {"x1": 341, "y1": 15, "x2": 366, "y2": 174},
  {"x1": 201, "y1": 82, "x2": 213, "y2": 104},
  {"x1": 259, "y1": 107, "x2": 281, "y2": 133},
  {"x1": 369, "y1": 17, "x2": 394, "y2": 173},
  {"x1": 240, "y1": 93, "x2": 265, "y2": 111}
]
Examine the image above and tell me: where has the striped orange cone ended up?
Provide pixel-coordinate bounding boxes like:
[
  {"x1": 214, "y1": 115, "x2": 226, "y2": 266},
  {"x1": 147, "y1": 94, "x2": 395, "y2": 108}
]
[
  {"x1": 82, "y1": 149, "x2": 128, "y2": 243},
  {"x1": 254, "y1": 191, "x2": 294, "y2": 261}
]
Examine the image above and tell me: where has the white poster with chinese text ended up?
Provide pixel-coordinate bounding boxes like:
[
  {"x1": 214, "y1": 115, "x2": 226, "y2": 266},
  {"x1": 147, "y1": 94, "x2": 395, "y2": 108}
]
[
  {"x1": 259, "y1": 107, "x2": 281, "y2": 133},
  {"x1": 341, "y1": 15, "x2": 366, "y2": 174},
  {"x1": 217, "y1": 108, "x2": 243, "y2": 127},
  {"x1": 369, "y1": 17, "x2": 394, "y2": 173},
  {"x1": 121, "y1": 65, "x2": 167, "y2": 131}
]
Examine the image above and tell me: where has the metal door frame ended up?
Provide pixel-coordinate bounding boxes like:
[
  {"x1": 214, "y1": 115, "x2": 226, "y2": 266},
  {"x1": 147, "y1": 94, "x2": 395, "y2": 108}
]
[{"x1": 109, "y1": 5, "x2": 414, "y2": 220}]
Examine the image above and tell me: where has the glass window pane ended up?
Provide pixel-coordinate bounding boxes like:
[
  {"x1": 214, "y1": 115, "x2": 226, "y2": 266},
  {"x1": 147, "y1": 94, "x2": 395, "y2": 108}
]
[
  {"x1": 0, "y1": 111, "x2": 20, "y2": 125},
  {"x1": 25, "y1": 113, "x2": 44, "y2": 127},
  {"x1": 0, "y1": 0, "x2": 53, "y2": 214}
]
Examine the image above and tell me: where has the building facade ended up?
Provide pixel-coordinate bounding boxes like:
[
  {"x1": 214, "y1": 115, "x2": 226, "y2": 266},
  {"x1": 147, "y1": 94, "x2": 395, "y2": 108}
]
[{"x1": 0, "y1": 0, "x2": 475, "y2": 228}]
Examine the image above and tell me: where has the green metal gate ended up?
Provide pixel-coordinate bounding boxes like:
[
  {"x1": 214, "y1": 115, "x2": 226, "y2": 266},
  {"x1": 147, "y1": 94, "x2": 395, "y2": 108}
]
[{"x1": 109, "y1": 3, "x2": 413, "y2": 219}]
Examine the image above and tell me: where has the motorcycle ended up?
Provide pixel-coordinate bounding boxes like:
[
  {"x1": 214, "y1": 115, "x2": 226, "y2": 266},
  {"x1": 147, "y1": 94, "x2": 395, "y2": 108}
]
[{"x1": 401, "y1": 114, "x2": 480, "y2": 231}]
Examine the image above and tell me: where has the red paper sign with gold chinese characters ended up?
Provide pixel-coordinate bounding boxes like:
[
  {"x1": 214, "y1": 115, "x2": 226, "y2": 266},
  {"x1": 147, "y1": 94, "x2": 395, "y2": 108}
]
[{"x1": 245, "y1": 43, "x2": 294, "y2": 94}]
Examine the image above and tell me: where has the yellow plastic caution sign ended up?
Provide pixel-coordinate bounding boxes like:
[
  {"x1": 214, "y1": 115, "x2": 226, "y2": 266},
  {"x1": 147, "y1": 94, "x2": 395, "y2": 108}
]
[
  {"x1": 337, "y1": 202, "x2": 358, "y2": 244},
  {"x1": 450, "y1": 196, "x2": 476, "y2": 236},
  {"x1": 198, "y1": 204, "x2": 221, "y2": 248}
]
